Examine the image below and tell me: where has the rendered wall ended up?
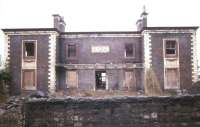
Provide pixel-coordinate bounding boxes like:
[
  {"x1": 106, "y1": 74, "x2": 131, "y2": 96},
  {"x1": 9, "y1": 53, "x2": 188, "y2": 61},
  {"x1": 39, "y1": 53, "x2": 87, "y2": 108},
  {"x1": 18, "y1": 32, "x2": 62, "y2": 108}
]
[
  {"x1": 9, "y1": 35, "x2": 50, "y2": 94},
  {"x1": 150, "y1": 33, "x2": 193, "y2": 90}
]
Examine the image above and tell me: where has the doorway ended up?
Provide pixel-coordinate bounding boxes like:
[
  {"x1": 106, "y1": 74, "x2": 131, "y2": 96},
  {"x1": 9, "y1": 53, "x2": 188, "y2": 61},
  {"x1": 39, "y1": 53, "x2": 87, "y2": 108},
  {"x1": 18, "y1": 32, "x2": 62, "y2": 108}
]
[{"x1": 95, "y1": 70, "x2": 107, "y2": 90}]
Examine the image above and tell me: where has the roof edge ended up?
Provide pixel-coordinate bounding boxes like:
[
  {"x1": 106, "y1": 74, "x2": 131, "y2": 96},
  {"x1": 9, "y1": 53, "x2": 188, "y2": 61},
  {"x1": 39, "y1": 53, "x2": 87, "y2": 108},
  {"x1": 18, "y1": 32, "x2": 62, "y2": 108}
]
[
  {"x1": 61, "y1": 31, "x2": 141, "y2": 35},
  {"x1": 1, "y1": 28, "x2": 60, "y2": 33},
  {"x1": 143, "y1": 26, "x2": 199, "y2": 31},
  {"x1": 2, "y1": 26, "x2": 198, "y2": 34}
]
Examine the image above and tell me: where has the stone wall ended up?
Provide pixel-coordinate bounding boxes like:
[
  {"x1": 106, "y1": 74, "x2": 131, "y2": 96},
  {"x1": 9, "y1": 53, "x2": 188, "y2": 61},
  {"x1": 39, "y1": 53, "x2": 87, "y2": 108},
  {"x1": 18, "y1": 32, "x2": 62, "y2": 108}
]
[
  {"x1": 0, "y1": 97, "x2": 24, "y2": 127},
  {"x1": 24, "y1": 95, "x2": 200, "y2": 127}
]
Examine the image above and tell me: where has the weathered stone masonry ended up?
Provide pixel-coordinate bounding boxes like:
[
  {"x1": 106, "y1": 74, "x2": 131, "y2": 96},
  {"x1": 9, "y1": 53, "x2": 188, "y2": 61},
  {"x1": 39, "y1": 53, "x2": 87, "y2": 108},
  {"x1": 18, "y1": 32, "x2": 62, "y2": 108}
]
[{"x1": 24, "y1": 95, "x2": 200, "y2": 127}]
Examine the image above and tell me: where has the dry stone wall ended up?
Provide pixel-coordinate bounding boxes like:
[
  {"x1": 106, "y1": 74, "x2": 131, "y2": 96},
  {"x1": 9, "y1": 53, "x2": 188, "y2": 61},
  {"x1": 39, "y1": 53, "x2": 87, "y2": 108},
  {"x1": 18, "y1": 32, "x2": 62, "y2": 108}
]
[{"x1": 24, "y1": 95, "x2": 200, "y2": 127}]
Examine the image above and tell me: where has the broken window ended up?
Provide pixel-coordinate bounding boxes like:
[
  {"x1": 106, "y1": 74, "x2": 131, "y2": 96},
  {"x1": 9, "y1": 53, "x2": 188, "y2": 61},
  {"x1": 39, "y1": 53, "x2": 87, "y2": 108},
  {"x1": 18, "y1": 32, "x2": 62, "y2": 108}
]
[
  {"x1": 165, "y1": 68, "x2": 179, "y2": 89},
  {"x1": 165, "y1": 40, "x2": 177, "y2": 56},
  {"x1": 125, "y1": 43, "x2": 135, "y2": 57},
  {"x1": 24, "y1": 41, "x2": 35, "y2": 58},
  {"x1": 22, "y1": 70, "x2": 36, "y2": 90},
  {"x1": 68, "y1": 44, "x2": 76, "y2": 57},
  {"x1": 66, "y1": 71, "x2": 78, "y2": 88}
]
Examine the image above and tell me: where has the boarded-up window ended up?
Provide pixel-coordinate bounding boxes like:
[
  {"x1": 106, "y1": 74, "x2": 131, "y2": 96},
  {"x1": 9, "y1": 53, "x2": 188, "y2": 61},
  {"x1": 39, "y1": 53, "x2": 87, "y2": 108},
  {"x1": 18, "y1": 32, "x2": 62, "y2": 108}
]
[
  {"x1": 66, "y1": 71, "x2": 78, "y2": 88},
  {"x1": 165, "y1": 69, "x2": 179, "y2": 89},
  {"x1": 22, "y1": 70, "x2": 36, "y2": 90},
  {"x1": 68, "y1": 44, "x2": 76, "y2": 57},
  {"x1": 23, "y1": 41, "x2": 36, "y2": 59},
  {"x1": 125, "y1": 43, "x2": 135, "y2": 57},
  {"x1": 125, "y1": 71, "x2": 136, "y2": 90}
]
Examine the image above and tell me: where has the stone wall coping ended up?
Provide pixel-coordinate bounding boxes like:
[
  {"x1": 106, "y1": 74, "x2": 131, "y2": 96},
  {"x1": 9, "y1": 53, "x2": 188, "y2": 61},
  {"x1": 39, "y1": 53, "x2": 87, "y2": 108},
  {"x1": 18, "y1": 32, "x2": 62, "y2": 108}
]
[{"x1": 25, "y1": 94, "x2": 200, "y2": 103}]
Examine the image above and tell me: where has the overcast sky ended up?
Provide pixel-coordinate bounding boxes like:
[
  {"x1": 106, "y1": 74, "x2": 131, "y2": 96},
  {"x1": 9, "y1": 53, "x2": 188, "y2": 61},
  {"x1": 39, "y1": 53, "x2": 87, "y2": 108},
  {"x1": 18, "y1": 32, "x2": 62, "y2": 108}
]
[{"x1": 0, "y1": 0, "x2": 200, "y2": 63}]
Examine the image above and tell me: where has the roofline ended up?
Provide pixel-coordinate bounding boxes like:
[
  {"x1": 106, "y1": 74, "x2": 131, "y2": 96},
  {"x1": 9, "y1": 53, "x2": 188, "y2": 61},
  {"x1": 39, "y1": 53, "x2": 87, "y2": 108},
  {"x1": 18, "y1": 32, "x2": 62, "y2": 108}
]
[
  {"x1": 61, "y1": 27, "x2": 199, "y2": 34},
  {"x1": 61, "y1": 31, "x2": 141, "y2": 35},
  {"x1": 1, "y1": 26, "x2": 198, "y2": 34},
  {"x1": 143, "y1": 26, "x2": 199, "y2": 30},
  {"x1": 1, "y1": 28, "x2": 60, "y2": 33}
]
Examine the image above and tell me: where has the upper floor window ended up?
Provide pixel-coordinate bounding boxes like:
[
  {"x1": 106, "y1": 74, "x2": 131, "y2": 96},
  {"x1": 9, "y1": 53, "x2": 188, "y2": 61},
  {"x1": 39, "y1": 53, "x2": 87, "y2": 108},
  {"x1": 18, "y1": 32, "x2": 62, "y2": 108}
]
[
  {"x1": 165, "y1": 40, "x2": 177, "y2": 57},
  {"x1": 23, "y1": 40, "x2": 36, "y2": 59},
  {"x1": 68, "y1": 44, "x2": 76, "y2": 57},
  {"x1": 125, "y1": 43, "x2": 135, "y2": 57}
]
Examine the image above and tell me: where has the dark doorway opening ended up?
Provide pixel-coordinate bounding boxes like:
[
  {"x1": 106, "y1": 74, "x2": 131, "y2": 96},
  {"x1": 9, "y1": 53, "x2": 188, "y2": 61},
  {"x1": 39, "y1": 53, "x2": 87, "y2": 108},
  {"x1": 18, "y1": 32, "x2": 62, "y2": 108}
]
[{"x1": 95, "y1": 70, "x2": 107, "y2": 90}]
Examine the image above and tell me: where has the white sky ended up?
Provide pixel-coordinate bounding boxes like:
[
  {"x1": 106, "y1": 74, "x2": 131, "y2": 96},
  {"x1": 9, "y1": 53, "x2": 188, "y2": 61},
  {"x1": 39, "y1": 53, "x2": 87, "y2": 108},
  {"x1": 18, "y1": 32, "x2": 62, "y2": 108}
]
[{"x1": 0, "y1": 0, "x2": 200, "y2": 63}]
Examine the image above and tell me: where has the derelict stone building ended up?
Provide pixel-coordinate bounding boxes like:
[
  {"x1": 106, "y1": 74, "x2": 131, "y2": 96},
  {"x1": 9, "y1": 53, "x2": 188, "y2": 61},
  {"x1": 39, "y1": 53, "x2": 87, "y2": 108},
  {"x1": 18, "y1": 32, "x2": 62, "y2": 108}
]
[{"x1": 2, "y1": 9, "x2": 198, "y2": 95}]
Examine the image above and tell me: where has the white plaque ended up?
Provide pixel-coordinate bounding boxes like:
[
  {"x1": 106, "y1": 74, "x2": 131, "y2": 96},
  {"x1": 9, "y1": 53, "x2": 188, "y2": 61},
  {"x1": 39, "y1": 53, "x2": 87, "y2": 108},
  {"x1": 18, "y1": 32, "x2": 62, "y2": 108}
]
[{"x1": 91, "y1": 46, "x2": 110, "y2": 53}]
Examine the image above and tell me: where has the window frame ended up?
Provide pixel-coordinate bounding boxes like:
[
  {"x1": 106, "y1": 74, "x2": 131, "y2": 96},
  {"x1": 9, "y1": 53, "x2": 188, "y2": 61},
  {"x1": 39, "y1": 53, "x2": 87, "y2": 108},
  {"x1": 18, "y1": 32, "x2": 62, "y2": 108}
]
[
  {"x1": 23, "y1": 40, "x2": 36, "y2": 60},
  {"x1": 164, "y1": 39, "x2": 178, "y2": 58},
  {"x1": 125, "y1": 43, "x2": 135, "y2": 58}
]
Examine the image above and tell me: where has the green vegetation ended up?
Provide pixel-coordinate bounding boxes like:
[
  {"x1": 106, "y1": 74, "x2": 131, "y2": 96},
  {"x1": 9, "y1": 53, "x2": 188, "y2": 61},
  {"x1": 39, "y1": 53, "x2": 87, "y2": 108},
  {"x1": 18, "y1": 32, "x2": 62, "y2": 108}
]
[
  {"x1": 188, "y1": 80, "x2": 200, "y2": 94},
  {"x1": 0, "y1": 66, "x2": 11, "y2": 103}
]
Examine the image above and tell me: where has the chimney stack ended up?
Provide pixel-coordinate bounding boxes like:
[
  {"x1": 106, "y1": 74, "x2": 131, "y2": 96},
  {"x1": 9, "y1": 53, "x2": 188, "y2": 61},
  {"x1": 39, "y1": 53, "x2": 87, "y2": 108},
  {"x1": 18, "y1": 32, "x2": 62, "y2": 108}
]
[
  {"x1": 53, "y1": 14, "x2": 66, "y2": 32},
  {"x1": 136, "y1": 6, "x2": 148, "y2": 31}
]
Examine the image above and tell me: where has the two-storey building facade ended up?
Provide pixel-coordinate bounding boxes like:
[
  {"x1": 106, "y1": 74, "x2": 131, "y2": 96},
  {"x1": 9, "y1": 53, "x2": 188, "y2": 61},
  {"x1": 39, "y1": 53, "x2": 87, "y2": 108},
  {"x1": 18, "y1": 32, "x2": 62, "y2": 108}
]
[{"x1": 2, "y1": 10, "x2": 198, "y2": 95}]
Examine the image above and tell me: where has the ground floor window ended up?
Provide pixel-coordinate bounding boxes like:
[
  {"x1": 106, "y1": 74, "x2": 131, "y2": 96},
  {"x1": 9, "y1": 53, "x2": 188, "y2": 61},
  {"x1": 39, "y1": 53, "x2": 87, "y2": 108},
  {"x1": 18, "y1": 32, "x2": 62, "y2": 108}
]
[
  {"x1": 66, "y1": 70, "x2": 78, "y2": 88},
  {"x1": 165, "y1": 68, "x2": 179, "y2": 89},
  {"x1": 95, "y1": 70, "x2": 107, "y2": 90},
  {"x1": 125, "y1": 71, "x2": 136, "y2": 90},
  {"x1": 22, "y1": 70, "x2": 36, "y2": 90}
]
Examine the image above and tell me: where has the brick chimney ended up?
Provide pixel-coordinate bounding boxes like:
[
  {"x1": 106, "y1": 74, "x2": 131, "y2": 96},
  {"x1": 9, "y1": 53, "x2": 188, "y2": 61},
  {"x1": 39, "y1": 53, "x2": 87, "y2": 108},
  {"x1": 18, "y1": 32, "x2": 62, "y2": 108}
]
[
  {"x1": 53, "y1": 14, "x2": 66, "y2": 32},
  {"x1": 136, "y1": 6, "x2": 148, "y2": 31}
]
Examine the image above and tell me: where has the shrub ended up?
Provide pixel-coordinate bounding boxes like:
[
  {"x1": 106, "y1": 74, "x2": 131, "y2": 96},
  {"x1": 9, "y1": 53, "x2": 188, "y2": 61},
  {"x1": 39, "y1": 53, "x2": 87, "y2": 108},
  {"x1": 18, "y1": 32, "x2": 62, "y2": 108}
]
[
  {"x1": 188, "y1": 80, "x2": 200, "y2": 94},
  {"x1": 0, "y1": 66, "x2": 12, "y2": 102}
]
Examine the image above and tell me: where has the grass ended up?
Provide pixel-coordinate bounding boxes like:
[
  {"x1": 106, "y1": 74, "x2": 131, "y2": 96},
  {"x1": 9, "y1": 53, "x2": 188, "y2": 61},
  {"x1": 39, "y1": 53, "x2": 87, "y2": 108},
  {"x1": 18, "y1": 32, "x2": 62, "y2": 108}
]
[
  {"x1": 53, "y1": 89, "x2": 141, "y2": 98},
  {"x1": 53, "y1": 87, "x2": 178, "y2": 98}
]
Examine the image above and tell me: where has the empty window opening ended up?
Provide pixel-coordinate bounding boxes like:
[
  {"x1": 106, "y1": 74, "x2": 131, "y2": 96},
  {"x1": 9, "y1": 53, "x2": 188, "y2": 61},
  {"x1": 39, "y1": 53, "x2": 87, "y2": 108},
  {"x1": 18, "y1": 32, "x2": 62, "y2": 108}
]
[
  {"x1": 125, "y1": 43, "x2": 134, "y2": 57},
  {"x1": 165, "y1": 40, "x2": 176, "y2": 56},
  {"x1": 165, "y1": 68, "x2": 179, "y2": 89},
  {"x1": 24, "y1": 41, "x2": 35, "y2": 58},
  {"x1": 96, "y1": 71, "x2": 107, "y2": 90},
  {"x1": 68, "y1": 44, "x2": 76, "y2": 57},
  {"x1": 66, "y1": 71, "x2": 78, "y2": 88},
  {"x1": 22, "y1": 70, "x2": 36, "y2": 90}
]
